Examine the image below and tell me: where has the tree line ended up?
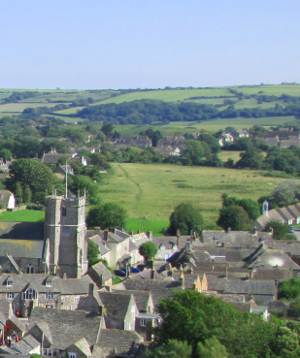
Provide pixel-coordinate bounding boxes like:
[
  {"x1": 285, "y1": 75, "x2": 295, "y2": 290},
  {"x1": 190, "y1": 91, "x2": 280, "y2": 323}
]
[{"x1": 74, "y1": 99, "x2": 300, "y2": 124}]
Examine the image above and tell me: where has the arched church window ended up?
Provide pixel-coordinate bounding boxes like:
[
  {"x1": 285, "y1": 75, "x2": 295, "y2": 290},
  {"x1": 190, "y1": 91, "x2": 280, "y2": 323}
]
[{"x1": 24, "y1": 288, "x2": 37, "y2": 300}]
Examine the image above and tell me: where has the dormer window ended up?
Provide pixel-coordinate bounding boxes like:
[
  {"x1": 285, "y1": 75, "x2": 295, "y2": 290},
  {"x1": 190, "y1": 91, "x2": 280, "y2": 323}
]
[
  {"x1": 6, "y1": 277, "x2": 13, "y2": 287},
  {"x1": 26, "y1": 264, "x2": 34, "y2": 274},
  {"x1": 45, "y1": 278, "x2": 52, "y2": 287}
]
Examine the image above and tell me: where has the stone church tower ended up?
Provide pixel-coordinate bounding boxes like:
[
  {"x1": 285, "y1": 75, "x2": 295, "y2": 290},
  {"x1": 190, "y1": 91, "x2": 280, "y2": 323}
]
[{"x1": 44, "y1": 193, "x2": 88, "y2": 278}]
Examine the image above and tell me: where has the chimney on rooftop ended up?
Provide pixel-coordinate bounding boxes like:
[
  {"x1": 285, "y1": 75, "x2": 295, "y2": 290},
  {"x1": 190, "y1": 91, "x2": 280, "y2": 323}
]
[
  {"x1": 150, "y1": 269, "x2": 155, "y2": 279},
  {"x1": 89, "y1": 283, "x2": 94, "y2": 296},
  {"x1": 103, "y1": 230, "x2": 109, "y2": 242},
  {"x1": 176, "y1": 229, "x2": 180, "y2": 248}
]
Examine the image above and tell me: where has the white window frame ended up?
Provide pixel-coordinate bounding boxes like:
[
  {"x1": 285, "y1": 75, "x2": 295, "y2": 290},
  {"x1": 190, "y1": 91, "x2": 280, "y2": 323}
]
[
  {"x1": 6, "y1": 292, "x2": 14, "y2": 299},
  {"x1": 140, "y1": 319, "x2": 146, "y2": 327},
  {"x1": 23, "y1": 288, "x2": 37, "y2": 300},
  {"x1": 68, "y1": 353, "x2": 77, "y2": 358},
  {"x1": 46, "y1": 292, "x2": 54, "y2": 299}
]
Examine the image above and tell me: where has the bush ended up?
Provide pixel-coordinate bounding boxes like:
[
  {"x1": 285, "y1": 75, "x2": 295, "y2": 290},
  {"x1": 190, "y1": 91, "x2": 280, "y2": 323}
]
[
  {"x1": 279, "y1": 278, "x2": 300, "y2": 300},
  {"x1": 88, "y1": 240, "x2": 100, "y2": 266},
  {"x1": 267, "y1": 221, "x2": 289, "y2": 240},
  {"x1": 87, "y1": 202, "x2": 127, "y2": 229},
  {"x1": 168, "y1": 203, "x2": 203, "y2": 235},
  {"x1": 217, "y1": 205, "x2": 252, "y2": 231},
  {"x1": 139, "y1": 241, "x2": 158, "y2": 261}
]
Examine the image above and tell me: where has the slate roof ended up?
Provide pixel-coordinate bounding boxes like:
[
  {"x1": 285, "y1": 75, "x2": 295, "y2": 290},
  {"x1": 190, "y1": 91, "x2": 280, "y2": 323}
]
[
  {"x1": 0, "y1": 239, "x2": 44, "y2": 258},
  {"x1": 245, "y1": 245, "x2": 300, "y2": 270},
  {"x1": 8, "y1": 334, "x2": 40, "y2": 355},
  {"x1": 256, "y1": 203, "x2": 300, "y2": 229},
  {"x1": 271, "y1": 240, "x2": 300, "y2": 256},
  {"x1": 99, "y1": 291, "x2": 133, "y2": 322},
  {"x1": 152, "y1": 235, "x2": 192, "y2": 250},
  {"x1": 202, "y1": 230, "x2": 268, "y2": 248},
  {"x1": 122, "y1": 278, "x2": 179, "y2": 308},
  {"x1": 112, "y1": 289, "x2": 151, "y2": 313},
  {"x1": 0, "y1": 222, "x2": 43, "y2": 241},
  {"x1": 29, "y1": 308, "x2": 101, "y2": 349},
  {"x1": 173, "y1": 273, "x2": 276, "y2": 296},
  {"x1": 0, "y1": 273, "x2": 94, "y2": 295},
  {"x1": 93, "y1": 329, "x2": 143, "y2": 357},
  {"x1": 89, "y1": 262, "x2": 112, "y2": 283}
]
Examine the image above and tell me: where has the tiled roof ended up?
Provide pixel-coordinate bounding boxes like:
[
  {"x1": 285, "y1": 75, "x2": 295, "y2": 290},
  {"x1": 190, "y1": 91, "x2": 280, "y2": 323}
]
[
  {"x1": 93, "y1": 329, "x2": 142, "y2": 356},
  {"x1": 29, "y1": 308, "x2": 101, "y2": 349},
  {"x1": 99, "y1": 291, "x2": 133, "y2": 322},
  {"x1": 112, "y1": 289, "x2": 151, "y2": 313}
]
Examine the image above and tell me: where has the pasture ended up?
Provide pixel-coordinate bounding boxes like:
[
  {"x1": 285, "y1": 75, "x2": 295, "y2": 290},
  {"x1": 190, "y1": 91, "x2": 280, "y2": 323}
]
[{"x1": 99, "y1": 163, "x2": 295, "y2": 234}]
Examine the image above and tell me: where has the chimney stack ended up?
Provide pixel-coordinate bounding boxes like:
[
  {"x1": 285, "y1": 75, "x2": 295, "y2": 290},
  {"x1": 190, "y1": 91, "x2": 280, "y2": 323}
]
[
  {"x1": 150, "y1": 269, "x2": 155, "y2": 279},
  {"x1": 176, "y1": 229, "x2": 180, "y2": 248},
  {"x1": 89, "y1": 283, "x2": 94, "y2": 296},
  {"x1": 103, "y1": 230, "x2": 109, "y2": 242}
]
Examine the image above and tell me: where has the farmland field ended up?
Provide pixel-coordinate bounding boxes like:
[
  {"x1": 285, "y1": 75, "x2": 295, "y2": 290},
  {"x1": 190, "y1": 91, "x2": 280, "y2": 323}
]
[
  {"x1": 115, "y1": 116, "x2": 296, "y2": 136},
  {"x1": 98, "y1": 163, "x2": 296, "y2": 234}
]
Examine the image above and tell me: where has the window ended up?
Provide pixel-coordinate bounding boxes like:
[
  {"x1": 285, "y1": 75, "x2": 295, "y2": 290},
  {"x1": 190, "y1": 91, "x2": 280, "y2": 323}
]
[
  {"x1": 68, "y1": 353, "x2": 77, "y2": 358},
  {"x1": 6, "y1": 292, "x2": 14, "y2": 299},
  {"x1": 23, "y1": 288, "x2": 37, "y2": 300},
  {"x1": 140, "y1": 319, "x2": 146, "y2": 327},
  {"x1": 62, "y1": 207, "x2": 67, "y2": 217},
  {"x1": 45, "y1": 278, "x2": 52, "y2": 287},
  {"x1": 26, "y1": 264, "x2": 34, "y2": 274},
  {"x1": 46, "y1": 292, "x2": 54, "y2": 299},
  {"x1": 6, "y1": 278, "x2": 13, "y2": 287},
  {"x1": 43, "y1": 348, "x2": 53, "y2": 356}
]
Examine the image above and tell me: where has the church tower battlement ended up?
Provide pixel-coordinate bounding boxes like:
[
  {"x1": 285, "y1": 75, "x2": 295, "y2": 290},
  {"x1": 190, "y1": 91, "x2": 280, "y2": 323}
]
[{"x1": 44, "y1": 193, "x2": 88, "y2": 278}]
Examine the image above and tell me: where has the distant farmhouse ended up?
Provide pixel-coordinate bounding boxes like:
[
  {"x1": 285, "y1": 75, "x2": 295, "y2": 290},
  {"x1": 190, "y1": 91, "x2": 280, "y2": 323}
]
[
  {"x1": 218, "y1": 128, "x2": 249, "y2": 147},
  {"x1": 258, "y1": 127, "x2": 300, "y2": 148}
]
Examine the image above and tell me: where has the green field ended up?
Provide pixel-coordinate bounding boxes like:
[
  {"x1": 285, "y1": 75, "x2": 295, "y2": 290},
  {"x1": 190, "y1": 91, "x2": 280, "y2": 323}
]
[
  {"x1": 115, "y1": 116, "x2": 296, "y2": 136},
  {"x1": 99, "y1": 163, "x2": 295, "y2": 234},
  {"x1": 0, "y1": 210, "x2": 45, "y2": 222},
  {"x1": 218, "y1": 151, "x2": 242, "y2": 163},
  {"x1": 98, "y1": 88, "x2": 232, "y2": 104},
  {"x1": 237, "y1": 84, "x2": 300, "y2": 96}
]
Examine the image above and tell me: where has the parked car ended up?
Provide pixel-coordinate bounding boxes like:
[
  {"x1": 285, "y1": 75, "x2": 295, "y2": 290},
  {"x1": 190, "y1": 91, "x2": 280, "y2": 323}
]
[{"x1": 115, "y1": 269, "x2": 126, "y2": 277}]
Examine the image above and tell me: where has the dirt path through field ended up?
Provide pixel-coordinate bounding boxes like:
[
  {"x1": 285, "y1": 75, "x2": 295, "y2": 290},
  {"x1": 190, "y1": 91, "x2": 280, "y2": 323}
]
[{"x1": 117, "y1": 164, "x2": 143, "y2": 205}]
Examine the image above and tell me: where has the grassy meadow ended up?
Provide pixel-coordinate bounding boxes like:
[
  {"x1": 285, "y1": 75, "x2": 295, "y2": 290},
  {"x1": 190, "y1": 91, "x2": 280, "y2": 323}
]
[
  {"x1": 98, "y1": 163, "x2": 296, "y2": 234},
  {"x1": 0, "y1": 210, "x2": 44, "y2": 222}
]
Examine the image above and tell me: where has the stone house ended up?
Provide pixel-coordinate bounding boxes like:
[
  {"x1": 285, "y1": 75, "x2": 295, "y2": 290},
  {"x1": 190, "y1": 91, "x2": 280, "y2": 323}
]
[
  {"x1": 27, "y1": 308, "x2": 103, "y2": 358},
  {"x1": 0, "y1": 274, "x2": 101, "y2": 317},
  {"x1": 41, "y1": 148, "x2": 65, "y2": 165},
  {"x1": 89, "y1": 229, "x2": 148, "y2": 269},
  {"x1": 256, "y1": 203, "x2": 300, "y2": 229},
  {"x1": 88, "y1": 262, "x2": 113, "y2": 288},
  {"x1": 111, "y1": 289, "x2": 159, "y2": 340},
  {"x1": 99, "y1": 291, "x2": 138, "y2": 331},
  {"x1": 92, "y1": 329, "x2": 143, "y2": 358}
]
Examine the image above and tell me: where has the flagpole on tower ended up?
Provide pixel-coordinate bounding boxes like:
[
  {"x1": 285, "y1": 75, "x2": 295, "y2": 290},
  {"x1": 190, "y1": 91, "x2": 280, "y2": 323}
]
[{"x1": 65, "y1": 160, "x2": 68, "y2": 198}]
